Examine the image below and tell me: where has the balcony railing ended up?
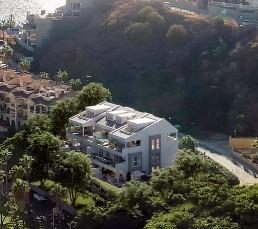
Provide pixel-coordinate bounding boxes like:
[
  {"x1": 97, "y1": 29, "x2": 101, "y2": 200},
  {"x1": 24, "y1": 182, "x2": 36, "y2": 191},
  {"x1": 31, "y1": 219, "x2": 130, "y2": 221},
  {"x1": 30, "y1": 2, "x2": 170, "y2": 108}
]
[{"x1": 92, "y1": 155, "x2": 127, "y2": 173}]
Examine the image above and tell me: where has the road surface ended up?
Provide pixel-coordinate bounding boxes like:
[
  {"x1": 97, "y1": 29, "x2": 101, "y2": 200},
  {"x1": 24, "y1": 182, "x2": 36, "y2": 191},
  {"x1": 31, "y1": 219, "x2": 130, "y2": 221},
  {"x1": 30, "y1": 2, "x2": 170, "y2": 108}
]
[{"x1": 198, "y1": 145, "x2": 258, "y2": 185}]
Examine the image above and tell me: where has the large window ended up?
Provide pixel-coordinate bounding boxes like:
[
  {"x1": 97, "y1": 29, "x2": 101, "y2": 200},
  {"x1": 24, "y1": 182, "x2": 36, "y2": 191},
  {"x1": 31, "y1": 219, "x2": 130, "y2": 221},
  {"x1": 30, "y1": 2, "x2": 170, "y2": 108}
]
[
  {"x1": 151, "y1": 138, "x2": 160, "y2": 150},
  {"x1": 151, "y1": 139, "x2": 155, "y2": 150},
  {"x1": 156, "y1": 138, "x2": 160, "y2": 149},
  {"x1": 133, "y1": 156, "x2": 138, "y2": 167},
  {"x1": 72, "y1": 3, "x2": 80, "y2": 10}
]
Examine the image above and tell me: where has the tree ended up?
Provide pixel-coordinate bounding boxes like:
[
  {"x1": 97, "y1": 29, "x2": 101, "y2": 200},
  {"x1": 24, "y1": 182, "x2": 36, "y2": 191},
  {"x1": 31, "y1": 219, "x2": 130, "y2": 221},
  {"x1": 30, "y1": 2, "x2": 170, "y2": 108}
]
[
  {"x1": 50, "y1": 98, "x2": 78, "y2": 138},
  {"x1": 144, "y1": 207, "x2": 194, "y2": 229},
  {"x1": 193, "y1": 216, "x2": 239, "y2": 229},
  {"x1": 69, "y1": 78, "x2": 83, "y2": 91},
  {"x1": 125, "y1": 22, "x2": 153, "y2": 42},
  {"x1": 54, "y1": 151, "x2": 92, "y2": 207},
  {"x1": 179, "y1": 135, "x2": 198, "y2": 152},
  {"x1": 176, "y1": 150, "x2": 209, "y2": 177},
  {"x1": 26, "y1": 114, "x2": 52, "y2": 134},
  {"x1": 39, "y1": 72, "x2": 49, "y2": 80},
  {"x1": 76, "y1": 82, "x2": 112, "y2": 111},
  {"x1": 56, "y1": 69, "x2": 69, "y2": 85},
  {"x1": 166, "y1": 24, "x2": 187, "y2": 47},
  {"x1": 26, "y1": 131, "x2": 62, "y2": 186},
  {"x1": 138, "y1": 6, "x2": 156, "y2": 21},
  {"x1": 213, "y1": 17, "x2": 224, "y2": 30},
  {"x1": 1, "y1": 44, "x2": 13, "y2": 64},
  {"x1": 0, "y1": 149, "x2": 12, "y2": 194},
  {"x1": 10, "y1": 154, "x2": 34, "y2": 181},
  {"x1": 51, "y1": 183, "x2": 67, "y2": 229},
  {"x1": 111, "y1": 181, "x2": 164, "y2": 220},
  {"x1": 146, "y1": 12, "x2": 165, "y2": 32},
  {"x1": 19, "y1": 58, "x2": 31, "y2": 73},
  {"x1": 0, "y1": 20, "x2": 7, "y2": 41},
  {"x1": 11, "y1": 179, "x2": 29, "y2": 212},
  {"x1": 5, "y1": 15, "x2": 15, "y2": 31}
]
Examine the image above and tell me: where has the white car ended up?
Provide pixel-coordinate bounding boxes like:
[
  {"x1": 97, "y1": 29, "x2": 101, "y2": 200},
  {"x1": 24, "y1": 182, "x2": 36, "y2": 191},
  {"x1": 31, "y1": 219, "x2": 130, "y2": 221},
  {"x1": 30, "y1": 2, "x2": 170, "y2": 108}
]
[{"x1": 33, "y1": 193, "x2": 47, "y2": 201}]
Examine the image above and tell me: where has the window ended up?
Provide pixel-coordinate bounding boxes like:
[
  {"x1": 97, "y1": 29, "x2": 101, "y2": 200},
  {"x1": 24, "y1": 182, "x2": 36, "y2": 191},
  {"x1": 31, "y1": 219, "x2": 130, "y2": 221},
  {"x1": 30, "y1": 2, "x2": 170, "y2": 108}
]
[
  {"x1": 87, "y1": 111, "x2": 94, "y2": 118},
  {"x1": 156, "y1": 155, "x2": 160, "y2": 165},
  {"x1": 133, "y1": 156, "x2": 138, "y2": 167},
  {"x1": 151, "y1": 154, "x2": 155, "y2": 163},
  {"x1": 72, "y1": 3, "x2": 80, "y2": 10},
  {"x1": 151, "y1": 139, "x2": 155, "y2": 150},
  {"x1": 156, "y1": 138, "x2": 160, "y2": 149},
  {"x1": 136, "y1": 140, "x2": 141, "y2": 146}
]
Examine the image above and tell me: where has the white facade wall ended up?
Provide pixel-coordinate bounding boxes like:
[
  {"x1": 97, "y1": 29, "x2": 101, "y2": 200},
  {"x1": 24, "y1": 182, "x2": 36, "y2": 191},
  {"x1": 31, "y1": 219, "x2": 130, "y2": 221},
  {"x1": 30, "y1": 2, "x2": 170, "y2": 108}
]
[{"x1": 124, "y1": 119, "x2": 178, "y2": 174}]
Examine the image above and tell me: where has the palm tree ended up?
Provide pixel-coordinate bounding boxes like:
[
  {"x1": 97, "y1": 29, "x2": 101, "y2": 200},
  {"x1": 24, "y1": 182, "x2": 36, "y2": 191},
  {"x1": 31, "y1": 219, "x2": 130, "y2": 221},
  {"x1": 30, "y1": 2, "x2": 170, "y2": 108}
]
[
  {"x1": 51, "y1": 183, "x2": 67, "y2": 229},
  {"x1": 0, "y1": 149, "x2": 12, "y2": 194},
  {"x1": 6, "y1": 15, "x2": 15, "y2": 30},
  {"x1": 1, "y1": 44, "x2": 13, "y2": 64},
  {"x1": 11, "y1": 179, "x2": 29, "y2": 212},
  {"x1": 19, "y1": 57, "x2": 31, "y2": 73},
  {"x1": 69, "y1": 78, "x2": 82, "y2": 90},
  {"x1": 56, "y1": 69, "x2": 68, "y2": 85},
  {"x1": 39, "y1": 72, "x2": 49, "y2": 81},
  {"x1": 0, "y1": 20, "x2": 7, "y2": 41}
]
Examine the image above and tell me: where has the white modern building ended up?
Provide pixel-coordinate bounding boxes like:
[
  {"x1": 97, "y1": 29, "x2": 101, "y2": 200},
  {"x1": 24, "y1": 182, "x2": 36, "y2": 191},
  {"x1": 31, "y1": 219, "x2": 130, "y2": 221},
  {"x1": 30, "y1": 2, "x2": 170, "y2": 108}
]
[
  {"x1": 66, "y1": 0, "x2": 91, "y2": 16},
  {"x1": 66, "y1": 102, "x2": 178, "y2": 180}
]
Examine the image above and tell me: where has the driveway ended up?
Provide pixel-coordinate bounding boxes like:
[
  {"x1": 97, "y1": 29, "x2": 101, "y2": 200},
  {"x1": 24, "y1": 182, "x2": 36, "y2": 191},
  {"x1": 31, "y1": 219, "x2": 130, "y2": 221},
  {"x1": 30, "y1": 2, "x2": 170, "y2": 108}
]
[{"x1": 198, "y1": 140, "x2": 258, "y2": 185}]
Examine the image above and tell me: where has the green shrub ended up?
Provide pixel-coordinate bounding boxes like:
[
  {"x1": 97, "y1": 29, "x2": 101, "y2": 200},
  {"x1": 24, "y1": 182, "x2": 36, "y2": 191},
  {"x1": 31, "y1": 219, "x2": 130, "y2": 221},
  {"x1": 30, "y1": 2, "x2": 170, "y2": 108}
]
[
  {"x1": 125, "y1": 22, "x2": 152, "y2": 42},
  {"x1": 146, "y1": 12, "x2": 165, "y2": 31},
  {"x1": 166, "y1": 24, "x2": 187, "y2": 47},
  {"x1": 138, "y1": 6, "x2": 156, "y2": 21}
]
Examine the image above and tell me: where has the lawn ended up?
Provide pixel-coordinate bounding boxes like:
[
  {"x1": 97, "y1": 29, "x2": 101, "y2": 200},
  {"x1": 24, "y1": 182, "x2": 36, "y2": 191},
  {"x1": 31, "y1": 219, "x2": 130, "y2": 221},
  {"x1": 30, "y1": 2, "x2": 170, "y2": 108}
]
[
  {"x1": 91, "y1": 177, "x2": 121, "y2": 196},
  {"x1": 31, "y1": 179, "x2": 94, "y2": 208}
]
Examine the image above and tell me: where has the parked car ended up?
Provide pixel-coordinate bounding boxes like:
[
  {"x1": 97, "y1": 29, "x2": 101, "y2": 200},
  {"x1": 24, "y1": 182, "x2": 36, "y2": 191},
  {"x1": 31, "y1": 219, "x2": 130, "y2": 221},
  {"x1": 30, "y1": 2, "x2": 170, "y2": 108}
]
[{"x1": 33, "y1": 193, "x2": 47, "y2": 201}]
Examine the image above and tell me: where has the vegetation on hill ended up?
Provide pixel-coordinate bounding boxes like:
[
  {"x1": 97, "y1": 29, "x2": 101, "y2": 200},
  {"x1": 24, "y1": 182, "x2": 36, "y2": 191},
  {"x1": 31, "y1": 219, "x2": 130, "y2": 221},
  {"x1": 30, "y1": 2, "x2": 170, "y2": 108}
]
[
  {"x1": 2, "y1": 115, "x2": 258, "y2": 229},
  {"x1": 37, "y1": 0, "x2": 258, "y2": 136},
  {"x1": 73, "y1": 141, "x2": 258, "y2": 229}
]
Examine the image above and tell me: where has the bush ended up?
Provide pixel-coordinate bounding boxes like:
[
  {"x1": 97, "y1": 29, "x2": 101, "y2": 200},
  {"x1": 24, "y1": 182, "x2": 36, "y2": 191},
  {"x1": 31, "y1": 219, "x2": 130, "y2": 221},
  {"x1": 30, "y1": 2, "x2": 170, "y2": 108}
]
[
  {"x1": 166, "y1": 24, "x2": 187, "y2": 47},
  {"x1": 125, "y1": 22, "x2": 152, "y2": 42},
  {"x1": 179, "y1": 135, "x2": 198, "y2": 152},
  {"x1": 146, "y1": 12, "x2": 165, "y2": 31},
  {"x1": 138, "y1": 6, "x2": 156, "y2": 21},
  {"x1": 213, "y1": 17, "x2": 224, "y2": 29}
]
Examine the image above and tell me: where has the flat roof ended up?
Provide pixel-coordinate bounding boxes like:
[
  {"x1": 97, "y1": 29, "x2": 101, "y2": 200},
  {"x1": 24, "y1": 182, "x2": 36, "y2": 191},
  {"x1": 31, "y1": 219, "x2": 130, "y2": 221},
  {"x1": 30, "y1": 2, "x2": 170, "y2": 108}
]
[
  {"x1": 117, "y1": 112, "x2": 135, "y2": 118},
  {"x1": 107, "y1": 110, "x2": 127, "y2": 115},
  {"x1": 87, "y1": 104, "x2": 110, "y2": 111},
  {"x1": 128, "y1": 117, "x2": 155, "y2": 125}
]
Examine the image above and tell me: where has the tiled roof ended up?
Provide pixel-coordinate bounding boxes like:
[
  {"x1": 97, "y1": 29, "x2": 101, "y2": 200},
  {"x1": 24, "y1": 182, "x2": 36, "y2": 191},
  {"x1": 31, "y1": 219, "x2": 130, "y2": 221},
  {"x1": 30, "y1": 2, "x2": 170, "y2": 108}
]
[
  {"x1": 12, "y1": 89, "x2": 34, "y2": 98},
  {"x1": 0, "y1": 83, "x2": 17, "y2": 92},
  {"x1": 31, "y1": 96, "x2": 53, "y2": 105}
]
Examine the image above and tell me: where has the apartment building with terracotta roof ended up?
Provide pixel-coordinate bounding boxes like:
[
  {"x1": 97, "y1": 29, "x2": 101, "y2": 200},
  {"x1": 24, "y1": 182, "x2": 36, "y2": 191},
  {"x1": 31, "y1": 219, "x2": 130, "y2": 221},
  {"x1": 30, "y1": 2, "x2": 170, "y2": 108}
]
[{"x1": 0, "y1": 66, "x2": 72, "y2": 129}]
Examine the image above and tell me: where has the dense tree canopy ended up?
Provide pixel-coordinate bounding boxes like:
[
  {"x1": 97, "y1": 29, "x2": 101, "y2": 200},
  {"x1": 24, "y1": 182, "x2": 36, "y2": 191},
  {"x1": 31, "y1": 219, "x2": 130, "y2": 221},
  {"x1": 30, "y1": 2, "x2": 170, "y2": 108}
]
[
  {"x1": 87, "y1": 149, "x2": 245, "y2": 229},
  {"x1": 166, "y1": 24, "x2": 187, "y2": 47},
  {"x1": 179, "y1": 135, "x2": 198, "y2": 152},
  {"x1": 26, "y1": 131, "x2": 62, "y2": 185},
  {"x1": 125, "y1": 22, "x2": 153, "y2": 42},
  {"x1": 138, "y1": 6, "x2": 156, "y2": 22},
  {"x1": 54, "y1": 151, "x2": 92, "y2": 207},
  {"x1": 76, "y1": 82, "x2": 112, "y2": 111},
  {"x1": 26, "y1": 115, "x2": 52, "y2": 134},
  {"x1": 50, "y1": 98, "x2": 78, "y2": 138}
]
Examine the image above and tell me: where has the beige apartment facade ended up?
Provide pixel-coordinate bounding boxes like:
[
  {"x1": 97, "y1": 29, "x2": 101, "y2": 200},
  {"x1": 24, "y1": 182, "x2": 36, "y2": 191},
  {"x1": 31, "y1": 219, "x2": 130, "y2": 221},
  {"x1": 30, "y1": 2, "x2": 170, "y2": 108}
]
[{"x1": 0, "y1": 67, "x2": 72, "y2": 129}]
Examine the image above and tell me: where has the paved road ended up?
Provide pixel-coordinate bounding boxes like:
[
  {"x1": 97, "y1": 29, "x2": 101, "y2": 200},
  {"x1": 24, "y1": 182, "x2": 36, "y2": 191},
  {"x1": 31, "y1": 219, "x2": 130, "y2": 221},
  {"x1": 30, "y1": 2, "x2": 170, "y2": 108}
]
[{"x1": 198, "y1": 145, "x2": 258, "y2": 185}]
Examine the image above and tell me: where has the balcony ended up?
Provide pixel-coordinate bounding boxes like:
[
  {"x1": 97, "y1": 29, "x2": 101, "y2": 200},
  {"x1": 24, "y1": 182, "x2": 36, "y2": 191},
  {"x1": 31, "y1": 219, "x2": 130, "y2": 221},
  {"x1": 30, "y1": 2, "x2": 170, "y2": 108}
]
[
  {"x1": 67, "y1": 130, "x2": 125, "y2": 156},
  {"x1": 91, "y1": 155, "x2": 127, "y2": 173},
  {"x1": 17, "y1": 104, "x2": 28, "y2": 110}
]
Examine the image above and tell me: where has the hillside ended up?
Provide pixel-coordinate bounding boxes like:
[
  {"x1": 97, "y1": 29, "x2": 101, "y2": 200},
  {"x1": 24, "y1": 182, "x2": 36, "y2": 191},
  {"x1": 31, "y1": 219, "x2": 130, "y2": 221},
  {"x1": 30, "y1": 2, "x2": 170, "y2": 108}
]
[{"x1": 37, "y1": 0, "x2": 258, "y2": 136}]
